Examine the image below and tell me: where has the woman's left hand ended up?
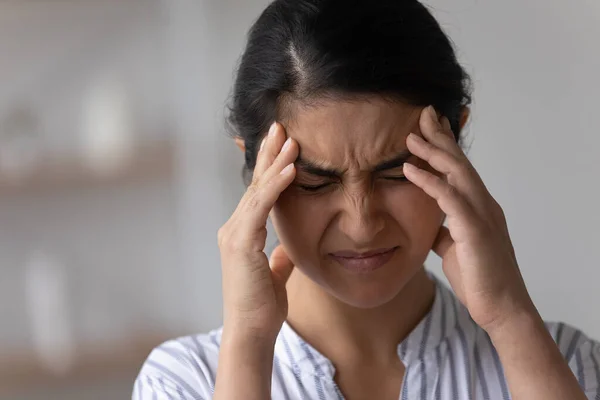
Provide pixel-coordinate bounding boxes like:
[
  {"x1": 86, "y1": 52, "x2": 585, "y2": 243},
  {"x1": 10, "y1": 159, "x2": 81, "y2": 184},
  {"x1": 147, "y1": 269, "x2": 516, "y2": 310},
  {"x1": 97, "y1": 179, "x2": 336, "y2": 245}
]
[{"x1": 404, "y1": 106, "x2": 536, "y2": 333}]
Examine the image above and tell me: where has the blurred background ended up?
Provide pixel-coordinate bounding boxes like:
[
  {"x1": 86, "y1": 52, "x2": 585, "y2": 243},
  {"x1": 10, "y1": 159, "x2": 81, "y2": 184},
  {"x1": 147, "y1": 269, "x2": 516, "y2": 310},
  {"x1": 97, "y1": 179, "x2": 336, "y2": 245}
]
[{"x1": 0, "y1": 0, "x2": 598, "y2": 399}]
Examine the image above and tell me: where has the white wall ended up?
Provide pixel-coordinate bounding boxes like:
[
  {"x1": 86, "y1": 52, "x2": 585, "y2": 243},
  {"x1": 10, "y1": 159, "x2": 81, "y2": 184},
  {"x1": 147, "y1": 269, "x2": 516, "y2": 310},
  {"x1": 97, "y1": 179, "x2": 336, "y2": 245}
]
[
  {"x1": 162, "y1": 0, "x2": 272, "y2": 331},
  {"x1": 172, "y1": 0, "x2": 600, "y2": 338},
  {"x1": 422, "y1": 0, "x2": 600, "y2": 338}
]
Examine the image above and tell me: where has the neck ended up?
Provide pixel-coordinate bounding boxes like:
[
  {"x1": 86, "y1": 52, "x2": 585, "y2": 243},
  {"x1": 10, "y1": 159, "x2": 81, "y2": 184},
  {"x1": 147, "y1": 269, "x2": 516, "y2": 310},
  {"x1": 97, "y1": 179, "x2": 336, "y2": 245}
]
[{"x1": 286, "y1": 267, "x2": 435, "y2": 365}]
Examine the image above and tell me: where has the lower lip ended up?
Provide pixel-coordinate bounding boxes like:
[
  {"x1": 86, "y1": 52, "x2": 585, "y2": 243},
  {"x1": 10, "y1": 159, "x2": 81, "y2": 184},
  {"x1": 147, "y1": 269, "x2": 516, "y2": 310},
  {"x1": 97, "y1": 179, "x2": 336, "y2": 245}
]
[{"x1": 329, "y1": 248, "x2": 398, "y2": 274}]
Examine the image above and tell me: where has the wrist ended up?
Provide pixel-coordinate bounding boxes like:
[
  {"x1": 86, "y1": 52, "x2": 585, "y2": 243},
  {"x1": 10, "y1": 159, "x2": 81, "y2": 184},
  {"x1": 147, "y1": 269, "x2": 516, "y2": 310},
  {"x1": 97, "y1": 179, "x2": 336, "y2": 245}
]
[
  {"x1": 476, "y1": 285, "x2": 538, "y2": 332},
  {"x1": 223, "y1": 306, "x2": 284, "y2": 342},
  {"x1": 215, "y1": 322, "x2": 277, "y2": 399},
  {"x1": 485, "y1": 302, "x2": 545, "y2": 344},
  {"x1": 222, "y1": 319, "x2": 280, "y2": 347},
  {"x1": 220, "y1": 324, "x2": 277, "y2": 374}
]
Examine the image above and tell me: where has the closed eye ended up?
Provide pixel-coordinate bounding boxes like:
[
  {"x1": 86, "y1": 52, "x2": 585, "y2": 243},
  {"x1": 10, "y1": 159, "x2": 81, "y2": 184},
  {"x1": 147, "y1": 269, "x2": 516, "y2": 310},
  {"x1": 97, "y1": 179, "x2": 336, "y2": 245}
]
[
  {"x1": 297, "y1": 183, "x2": 333, "y2": 192},
  {"x1": 298, "y1": 176, "x2": 408, "y2": 191},
  {"x1": 382, "y1": 176, "x2": 409, "y2": 182}
]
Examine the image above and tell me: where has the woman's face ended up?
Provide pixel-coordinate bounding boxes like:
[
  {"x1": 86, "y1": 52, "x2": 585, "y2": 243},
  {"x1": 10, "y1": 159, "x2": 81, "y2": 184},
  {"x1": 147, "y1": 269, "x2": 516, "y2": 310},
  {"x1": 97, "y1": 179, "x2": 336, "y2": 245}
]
[{"x1": 270, "y1": 97, "x2": 445, "y2": 309}]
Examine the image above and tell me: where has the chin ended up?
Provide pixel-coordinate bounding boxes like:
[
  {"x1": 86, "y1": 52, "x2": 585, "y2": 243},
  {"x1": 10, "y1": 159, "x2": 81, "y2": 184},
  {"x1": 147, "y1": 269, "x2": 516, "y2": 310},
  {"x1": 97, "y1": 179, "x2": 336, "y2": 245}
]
[
  {"x1": 289, "y1": 250, "x2": 427, "y2": 309},
  {"x1": 326, "y1": 278, "x2": 410, "y2": 309},
  {"x1": 318, "y1": 252, "x2": 422, "y2": 309}
]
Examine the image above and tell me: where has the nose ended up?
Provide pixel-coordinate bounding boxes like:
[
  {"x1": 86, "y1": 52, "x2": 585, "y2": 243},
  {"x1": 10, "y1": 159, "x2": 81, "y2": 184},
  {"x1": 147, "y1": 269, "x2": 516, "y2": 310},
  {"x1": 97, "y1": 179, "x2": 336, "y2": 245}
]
[{"x1": 337, "y1": 188, "x2": 385, "y2": 247}]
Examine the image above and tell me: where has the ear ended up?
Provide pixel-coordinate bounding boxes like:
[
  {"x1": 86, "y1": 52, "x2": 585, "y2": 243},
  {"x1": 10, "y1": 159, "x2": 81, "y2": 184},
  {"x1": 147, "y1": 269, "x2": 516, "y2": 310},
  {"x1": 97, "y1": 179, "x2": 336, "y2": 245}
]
[
  {"x1": 234, "y1": 137, "x2": 246, "y2": 153},
  {"x1": 459, "y1": 107, "x2": 471, "y2": 131}
]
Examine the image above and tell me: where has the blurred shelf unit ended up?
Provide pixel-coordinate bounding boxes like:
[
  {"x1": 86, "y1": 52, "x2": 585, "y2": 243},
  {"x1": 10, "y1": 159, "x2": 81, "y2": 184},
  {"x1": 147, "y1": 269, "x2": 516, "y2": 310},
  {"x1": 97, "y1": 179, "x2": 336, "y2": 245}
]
[
  {"x1": 0, "y1": 333, "x2": 170, "y2": 395},
  {"x1": 0, "y1": 139, "x2": 176, "y2": 196}
]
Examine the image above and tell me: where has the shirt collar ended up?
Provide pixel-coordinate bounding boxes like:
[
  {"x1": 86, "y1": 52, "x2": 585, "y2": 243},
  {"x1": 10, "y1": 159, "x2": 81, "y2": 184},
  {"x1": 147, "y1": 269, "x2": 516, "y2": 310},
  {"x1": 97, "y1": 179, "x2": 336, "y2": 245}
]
[{"x1": 275, "y1": 273, "x2": 464, "y2": 377}]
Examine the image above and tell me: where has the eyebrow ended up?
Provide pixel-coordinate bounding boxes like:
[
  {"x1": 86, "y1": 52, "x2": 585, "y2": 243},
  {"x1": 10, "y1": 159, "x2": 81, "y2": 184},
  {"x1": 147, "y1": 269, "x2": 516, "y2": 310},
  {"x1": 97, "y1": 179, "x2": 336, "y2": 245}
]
[
  {"x1": 295, "y1": 157, "x2": 341, "y2": 178},
  {"x1": 296, "y1": 149, "x2": 413, "y2": 178},
  {"x1": 372, "y1": 150, "x2": 413, "y2": 173}
]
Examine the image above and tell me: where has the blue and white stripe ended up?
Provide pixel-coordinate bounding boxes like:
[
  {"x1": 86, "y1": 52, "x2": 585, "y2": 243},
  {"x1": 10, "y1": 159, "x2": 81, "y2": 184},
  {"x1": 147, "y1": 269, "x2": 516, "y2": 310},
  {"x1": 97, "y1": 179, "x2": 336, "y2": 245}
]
[{"x1": 133, "y1": 277, "x2": 600, "y2": 399}]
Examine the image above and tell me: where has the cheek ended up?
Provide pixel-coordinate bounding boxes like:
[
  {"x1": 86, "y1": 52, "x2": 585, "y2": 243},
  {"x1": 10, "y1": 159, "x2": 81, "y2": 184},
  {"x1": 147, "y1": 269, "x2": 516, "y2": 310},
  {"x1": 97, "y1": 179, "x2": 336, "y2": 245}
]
[{"x1": 382, "y1": 185, "x2": 444, "y2": 248}]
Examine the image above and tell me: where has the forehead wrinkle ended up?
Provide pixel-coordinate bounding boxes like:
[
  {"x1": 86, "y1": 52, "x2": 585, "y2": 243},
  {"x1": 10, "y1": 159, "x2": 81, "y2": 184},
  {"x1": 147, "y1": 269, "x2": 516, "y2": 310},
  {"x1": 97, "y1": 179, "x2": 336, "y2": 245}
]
[{"x1": 284, "y1": 98, "x2": 424, "y2": 173}]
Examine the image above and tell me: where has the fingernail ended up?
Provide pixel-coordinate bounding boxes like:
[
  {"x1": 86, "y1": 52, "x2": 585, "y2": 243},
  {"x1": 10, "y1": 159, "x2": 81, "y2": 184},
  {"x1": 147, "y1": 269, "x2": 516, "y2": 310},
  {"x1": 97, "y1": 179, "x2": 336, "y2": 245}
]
[
  {"x1": 259, "y1": 137, "x2": 266, "y2": 152},
  {"x1": 403, "y1": 162, "x2": 417, "y2": 172},
  {"x1": 269, "y1": 122, "x2": 278, "y2": 137},
  {"x1": 407, "y1": 132, "x2": 423, "y2": 143},
  {"x1": 281, "y1": 137, "x2": 292, "y2": 152},
  {"x1": 427, "y1": 106, "x2": 442, "y2": 126},
  {"x1": 280, "y1": 163, "x2": 294, "y2": 175}
]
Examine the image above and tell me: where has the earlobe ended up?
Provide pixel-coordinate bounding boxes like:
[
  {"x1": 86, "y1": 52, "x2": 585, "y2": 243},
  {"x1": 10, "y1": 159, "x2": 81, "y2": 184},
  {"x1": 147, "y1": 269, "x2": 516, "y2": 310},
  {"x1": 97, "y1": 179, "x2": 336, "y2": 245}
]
[
  {"x1": 234, "y1": 137, "x2": 246, "y2": 153},
  {"x1": 460, "y1": 107, "x2": 471, "y2": 131}
]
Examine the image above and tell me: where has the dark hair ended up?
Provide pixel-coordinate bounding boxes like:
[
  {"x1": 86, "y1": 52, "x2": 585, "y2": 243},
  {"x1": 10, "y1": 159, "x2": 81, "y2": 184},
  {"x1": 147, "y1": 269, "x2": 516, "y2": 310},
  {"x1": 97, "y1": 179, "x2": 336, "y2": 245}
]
[{"x1": 227, "y1": 0, "x2": 472, "y2": 183}]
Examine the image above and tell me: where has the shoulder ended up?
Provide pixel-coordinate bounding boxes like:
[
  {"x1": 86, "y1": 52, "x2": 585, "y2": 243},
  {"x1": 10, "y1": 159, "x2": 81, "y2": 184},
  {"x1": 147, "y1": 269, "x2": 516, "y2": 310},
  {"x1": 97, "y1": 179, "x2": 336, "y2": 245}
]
[{"x1": 132, "y1": 328, "x2": 223, "y2": 400}]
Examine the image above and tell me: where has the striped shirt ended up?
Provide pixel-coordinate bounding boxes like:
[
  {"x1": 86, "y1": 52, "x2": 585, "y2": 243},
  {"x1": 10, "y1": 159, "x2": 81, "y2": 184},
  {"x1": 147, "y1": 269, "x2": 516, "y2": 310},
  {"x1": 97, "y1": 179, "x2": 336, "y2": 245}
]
[{"x1": 133, "y1": 276, "x2": 600, "y2": 399}]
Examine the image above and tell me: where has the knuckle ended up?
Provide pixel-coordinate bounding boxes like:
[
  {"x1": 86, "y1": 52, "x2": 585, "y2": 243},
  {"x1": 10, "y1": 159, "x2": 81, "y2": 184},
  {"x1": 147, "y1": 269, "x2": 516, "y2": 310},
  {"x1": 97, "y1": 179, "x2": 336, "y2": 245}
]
[
  {"x1": 434, "y1": 127, "x2": 447, "y2": 138},
  {"x1": 246, "y1": 183, "x2": 259, "y2": 197},
  {"x1": 244, "y1": 184, "x2": 264, "y2": 209},
  {"x1": 489, "y1": 197, "x2": 501, "y2": 211},
  {"x1": 262, "y1": 176, "x2": 277, "y2": 189},
  {"x1": 439, "y1": 131, "x2": 456, "y2": 145},
  {"x1": 217, "y1": 225, "x2": 230, "y2": 248},
  {"x1": 429, "y1": 151, "x2": 443, "y2": 166},
  {"x1": 250, "y1": 228, "x2": 268, "y2": 253},
  {"x1": 491, "y1": 199, "x2": 507, "y2": 219},
  {"x1": 245, "y1": 180, "x2": 275, "y2": 211},
  {"x1": 456, "y1": 157, "x2": 470, "y2": 170},
  {"x1": 228, "y1": 236, "x2": 247, "y2": 254},
  {"x1": 422, "y1": 137, "x2": 437, "y2": 152},
  {"x1": 220, "y1": 229, "x2": 246, "y2": 255},
  {"x1": 450, "y1": 160, "x2": 474, "y2": 182},
  {"x1": 246, "y1": 192, "x2": 261, "y2": 211},
  {"x1": 444, "y1": 183, "x2": 460, "y2": 199},
  {"x1": 424, "y1": 171, "x2": 441, "y2": 186}
]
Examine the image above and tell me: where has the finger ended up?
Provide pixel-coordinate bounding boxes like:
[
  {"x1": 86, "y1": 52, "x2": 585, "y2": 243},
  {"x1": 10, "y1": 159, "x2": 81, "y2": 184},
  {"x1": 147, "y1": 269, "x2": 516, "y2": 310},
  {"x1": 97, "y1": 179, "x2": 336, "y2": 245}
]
[
  {"x1": 258, "y1": 136, "x2": 299, "y2": 184},
  {"x1": 421, "y1": 108, "x2": 493, "y2": 206},
  {"x1": 441, "y1": 116, "x2": 452, "y2": 132},
  {"x1": 432, "y1": 226, "x2": 454, "y2": 259},
  {"x1": 406, "y1": 132, "x2": 485, "y2": 199},
  {"x1": 403, "y1": 162, "x2": 478, "y2": 226},
  {"x1": 254, "y1": 122, "x2": 286, "y2": 179},
  {"x1": 235, "y1": 136, "x2": 298, "y2": 240},
  {"x1": 238, "y1": 162, "x2": 296, "y2": 235},
  {"x1": 270, "y1": 244, "x2": 295, "y2": 285},
  {"x1": 419, "y1": 106, "x2": 465, "y2": 159},
  {"x1": 406, "y1": 132, "x2": 462, "y2": 177}
]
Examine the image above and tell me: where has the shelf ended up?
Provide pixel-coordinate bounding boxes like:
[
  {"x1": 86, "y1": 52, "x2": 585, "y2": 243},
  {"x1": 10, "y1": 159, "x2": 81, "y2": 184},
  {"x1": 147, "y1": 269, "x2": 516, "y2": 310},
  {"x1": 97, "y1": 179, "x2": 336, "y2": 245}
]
[
  {"x1": 0, "y1": 333, "x2": 173, "y2": 395},
  {"x1": 0, "y1": 140, "x2": 176, "y2": 196}
]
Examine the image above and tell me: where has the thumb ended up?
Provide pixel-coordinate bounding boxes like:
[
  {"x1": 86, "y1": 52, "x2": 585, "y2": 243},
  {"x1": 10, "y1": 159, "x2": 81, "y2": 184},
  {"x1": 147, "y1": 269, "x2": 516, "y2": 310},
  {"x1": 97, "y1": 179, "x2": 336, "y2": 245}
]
[
  {"x1": 269, "y1": 244, "x2": 295, "y2": 285},
  {"x1": 432, "y1": 226, "x2": 454, "y2": 259}
]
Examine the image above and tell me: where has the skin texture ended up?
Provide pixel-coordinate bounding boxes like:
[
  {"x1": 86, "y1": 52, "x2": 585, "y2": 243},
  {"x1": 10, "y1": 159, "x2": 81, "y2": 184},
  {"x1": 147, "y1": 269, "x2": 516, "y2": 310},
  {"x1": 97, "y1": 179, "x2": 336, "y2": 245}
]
[{"x1": 215, "y1": 99, "x2": 587, "y2": 400}]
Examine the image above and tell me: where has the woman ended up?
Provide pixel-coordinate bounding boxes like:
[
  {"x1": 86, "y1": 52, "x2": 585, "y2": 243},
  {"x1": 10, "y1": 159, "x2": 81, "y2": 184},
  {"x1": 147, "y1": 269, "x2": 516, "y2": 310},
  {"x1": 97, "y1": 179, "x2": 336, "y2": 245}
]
[{"x1": 134, "y1": 0, "x2": 600, "y2": 399}]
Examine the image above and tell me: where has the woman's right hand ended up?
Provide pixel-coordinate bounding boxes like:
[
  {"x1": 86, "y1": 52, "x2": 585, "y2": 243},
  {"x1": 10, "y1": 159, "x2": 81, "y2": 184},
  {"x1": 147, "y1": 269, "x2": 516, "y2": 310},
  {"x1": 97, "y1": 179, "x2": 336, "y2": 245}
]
[{"x1": 217, "y1": 122, "x2": 298, "y2": 341}]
